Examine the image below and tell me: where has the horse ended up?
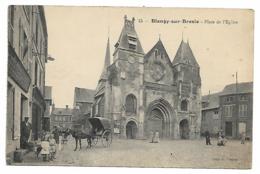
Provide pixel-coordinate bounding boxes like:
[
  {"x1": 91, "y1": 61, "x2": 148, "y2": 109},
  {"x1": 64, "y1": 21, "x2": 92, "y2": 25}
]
[{"x1": 68, "y1": 129, "x2": 93, "y2": 151}]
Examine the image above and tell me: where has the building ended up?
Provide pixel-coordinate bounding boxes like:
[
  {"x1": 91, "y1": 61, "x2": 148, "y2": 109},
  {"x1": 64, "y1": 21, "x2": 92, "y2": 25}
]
[
  {"x1": 220, "y1": 82, "x2": 253, "y2": 139},
  {"x1": 43, "y1": 86, "x2": 52, "y2": 131},
  {"x1": 73, "y1": 87, "x2": 95, "y2": 115},
  {"x1": 92, "y1": 16, "x2": 202, "y2": 140},
  {"x1": 201, "y1": 92, "x2": 221, "y2": 136},
  {"x1": 72, "y1": 87, "x2": 95, "y2": 129},
  {"x1": 51, "y1": 105, "x2": 73, "y2": 130},
  {"x1": 7, "y1": 6, "x2": 47, "y2": 154}
]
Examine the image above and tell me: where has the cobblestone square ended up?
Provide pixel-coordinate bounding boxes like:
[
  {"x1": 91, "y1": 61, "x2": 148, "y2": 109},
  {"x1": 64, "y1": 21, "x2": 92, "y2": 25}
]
[{"x1": 16, "y1": 137, "x2": 251, "y2": 169}]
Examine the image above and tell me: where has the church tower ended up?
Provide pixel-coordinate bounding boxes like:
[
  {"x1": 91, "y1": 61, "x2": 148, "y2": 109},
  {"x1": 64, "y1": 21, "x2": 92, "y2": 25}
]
[
  {"x1": 93, "y1": 38, "x2": 111, "y2": 118},
  {"x1": 172, "y1": 40, "x2": 202, "y2": 139},
  {"x1": 108, "y1": 15, "x2": 145, "y2": 139}
]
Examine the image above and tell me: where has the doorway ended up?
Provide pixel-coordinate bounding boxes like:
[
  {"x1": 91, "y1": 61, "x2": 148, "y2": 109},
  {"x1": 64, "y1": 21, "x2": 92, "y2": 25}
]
[
  {"x1": 126, "y1": 121, "x2": 137, "y2": 139},
  {"x1": 225, "y1": 121, "x2": 233, "y2": 137},
  {"x1": 179, "y1": 119, "x2": 189, "y2": 139}
]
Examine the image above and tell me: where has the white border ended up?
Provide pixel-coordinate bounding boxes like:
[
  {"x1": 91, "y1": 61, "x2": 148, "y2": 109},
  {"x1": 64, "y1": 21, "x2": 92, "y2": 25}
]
[{"x1": 0, "y1": 1, "x2": 259, "y2": 174}]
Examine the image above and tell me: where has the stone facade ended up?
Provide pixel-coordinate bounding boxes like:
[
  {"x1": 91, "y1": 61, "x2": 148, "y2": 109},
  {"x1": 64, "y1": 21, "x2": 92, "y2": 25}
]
[
  {"x1": 220, "y1": 82, "x2": 253, "y2": 139},
  {"x1": 7, "y1": 5, "x2": 47, "y2": 154},
  {"x1": 93, "y1": 16, "x2": 202, "y2": 140}
]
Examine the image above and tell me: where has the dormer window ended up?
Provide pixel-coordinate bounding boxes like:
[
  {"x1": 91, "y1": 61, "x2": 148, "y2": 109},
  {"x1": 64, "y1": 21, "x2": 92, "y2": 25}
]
[
  {"x1": 127, "y1": 34, "x2": 137, "y2": 50},
  {"x1": 154, "y1": 49, "x2": 158, "y2": 58},
  {"x1": 129, "y1": 43, "x2": 136, "y2": 50}
]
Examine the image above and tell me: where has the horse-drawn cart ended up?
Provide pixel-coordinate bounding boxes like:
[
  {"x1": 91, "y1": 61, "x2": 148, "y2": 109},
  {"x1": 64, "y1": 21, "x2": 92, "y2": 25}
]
[{"x1": 88, "y1": 117, "x2": 113, "y2": 147}]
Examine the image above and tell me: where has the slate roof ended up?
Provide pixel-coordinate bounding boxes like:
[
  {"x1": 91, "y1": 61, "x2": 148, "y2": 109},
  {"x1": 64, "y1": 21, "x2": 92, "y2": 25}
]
[
  {"x1": 202, "y1": 92, "x2": 222, "y2": 110},
  {"x1": 74, "y1": 87, "x2": 95, "y2": 103},
  {"x1": 114, "y1": 16, "x2": 144, "y2": 55},
  {"x1": 52, "y1": 107, "x2": 73, "y2": 115},
  {"x1": 144, "y1": 39, "x2": 172, "y2": 66},
  {"x1": 44, "y1": 86, "x2": 52, "y2": 100},
  {"x1": 99, "y1": 38, "x2": 111, "y2": 81},
  {"x1": 172, "y1": 40, "x2": 199, "y2": 67},
  {"x1": 221, "y1": 82, "x2": 253, "y2": 96}
]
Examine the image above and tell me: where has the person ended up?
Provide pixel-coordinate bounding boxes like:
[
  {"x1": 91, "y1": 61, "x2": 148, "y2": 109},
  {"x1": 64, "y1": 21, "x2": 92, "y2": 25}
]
[
  {"x1": 205, "y1": 130, "x2": 211, "y2": 145},
  {"x1": 217, "y1": 135, "x2": 226, "y2": 146},
  {"x1": 149, "y1": 131, "x2": 154, "y2": 143},
  {"x1": 40, "y1": 134, "x2": 50, "y2": 161},
  {"x1": 20, "y1": 117, "x2": 32, "y2": 149},
  {"x1": 153, "y1": 130, "x2": 160, "y2": 143},
  {"x1": 49, "y1": 134, "x2": 56, "y2": 160},
  {"x1": 241, "y1": 132, "x2": 246, "y2": 144},
  {"x1": 52, "y1": 126, "x2": 60, "y2": 144}
]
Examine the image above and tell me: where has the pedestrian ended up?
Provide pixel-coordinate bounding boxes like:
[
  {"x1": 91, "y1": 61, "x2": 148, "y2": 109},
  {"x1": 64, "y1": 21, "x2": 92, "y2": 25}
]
[
  {"x1": 205, "y1": 130, "x2": 211, "y2": 145},
  {"x1": 217, "y1": 135, "x2": 227, "y2": 146},
  {"x1": 49, "y1": 134, "x2": 56, "y2": 160},
  {"x1": 20, "y1": 116, "x2": 32, "y2": 149},
  {"x1": 149, "y1": 131, "x2": 154, "y2": 143},
  {"x1": 52, "y1": 126, "x2": 60, "y2": 144},
  {"x1": 241, "y1": 132, "x2": 246, "y2": 144},
  {"x1": 153, "y1": 130, "x2": 160, "y2": 143}
]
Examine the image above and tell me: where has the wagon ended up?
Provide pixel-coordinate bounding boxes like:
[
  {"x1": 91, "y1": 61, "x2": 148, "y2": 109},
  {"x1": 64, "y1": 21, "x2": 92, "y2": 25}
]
[{"x1": 88, "y1": 117, "x2": 113, "y2": 147}]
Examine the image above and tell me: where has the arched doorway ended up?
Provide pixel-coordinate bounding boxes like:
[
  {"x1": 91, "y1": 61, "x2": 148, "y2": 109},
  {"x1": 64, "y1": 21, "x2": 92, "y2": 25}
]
[
  {"x1": 145, "y1": 98, "x2": 174, "y2": 139},
  {"x1": 179, "y1": 119, "x2": 189, "y2": 139},
  {"x1": 126, "y1": 121, "x2": 138, "y2": 139},
  {"x1": 147, "y1": 108, "x2": 164, "y2": 138}
]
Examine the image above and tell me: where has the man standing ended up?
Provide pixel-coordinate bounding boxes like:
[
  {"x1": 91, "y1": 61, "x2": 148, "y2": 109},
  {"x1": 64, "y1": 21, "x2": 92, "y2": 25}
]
[
  {"x1": 20, "y1": 117, "x2": 32, "y2": 149},
  {"x1": 205, "y1": 130, "x2": 211, "y2": 145}
]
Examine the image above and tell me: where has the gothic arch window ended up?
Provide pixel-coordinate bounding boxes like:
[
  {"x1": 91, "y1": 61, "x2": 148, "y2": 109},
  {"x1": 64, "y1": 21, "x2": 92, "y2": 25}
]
[
  {"x1": 125, "y1": 94, "x2": 137, "y2": 115},
  {"x1": 181, "y1": 100, "x2": 188, "y2": 111}
]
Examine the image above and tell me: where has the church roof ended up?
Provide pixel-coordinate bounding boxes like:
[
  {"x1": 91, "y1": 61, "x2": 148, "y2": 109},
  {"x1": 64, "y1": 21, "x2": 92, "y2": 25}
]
[
  {"x1": 172, "y1": 40, "x2": 199, "y2": 67},
  {"x1": 74, "y1": 87, "x2": 95, "y2": 103},
  {"x1": 99, "y1": 38, "x2": 111, "y2": 81},
  {"x1": 220, "y1": 82, "x2": 253, "y2": 96},
  {"x1": 202, "y1": 92, "x2": 222, "y2": 110},
  {"x1": 144, "y1": 39, "x2": 172, "y2": 66},
  {"x1": 114, "y1": 15, "x2": 144, "y2": 55}
]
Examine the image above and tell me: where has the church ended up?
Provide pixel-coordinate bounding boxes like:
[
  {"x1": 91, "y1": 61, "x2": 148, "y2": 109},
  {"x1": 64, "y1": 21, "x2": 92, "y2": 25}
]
[{"x1": 92, "y1": 15, "x2": 202, "y2": 140}]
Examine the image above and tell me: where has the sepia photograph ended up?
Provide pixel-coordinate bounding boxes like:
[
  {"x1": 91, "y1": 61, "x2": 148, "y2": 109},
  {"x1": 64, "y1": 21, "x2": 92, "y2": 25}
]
[{"x1": 5, "y1": 5, "x2": 254, "y2": 169}]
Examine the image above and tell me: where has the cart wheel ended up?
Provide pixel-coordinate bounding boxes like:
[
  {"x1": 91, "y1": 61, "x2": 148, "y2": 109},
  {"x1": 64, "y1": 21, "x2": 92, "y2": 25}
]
[
  {"x1": 92, "y1": 136, "x2": 98, "y2": 146},
  {"x1": 101, "y1": 130, "x2": 112, "y2": 147}
]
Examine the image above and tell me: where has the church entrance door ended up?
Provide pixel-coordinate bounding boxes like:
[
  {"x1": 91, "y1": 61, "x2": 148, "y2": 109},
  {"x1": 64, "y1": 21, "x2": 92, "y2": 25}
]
[
  {"x1": 126, "y1": 121, "x2": 137, "y2": 139},
  {"x1": 179, "y1": 119, "x2": 189, "y2": 139},
  {"x1": 147, "y1": 108, "x2": 164, "y2": 138}
]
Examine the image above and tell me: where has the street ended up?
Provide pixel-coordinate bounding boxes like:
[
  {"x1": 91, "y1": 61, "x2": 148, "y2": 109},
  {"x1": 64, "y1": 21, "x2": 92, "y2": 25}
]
[{"x1": 15, "y1": 136, "x2": 251, "y2": 169}]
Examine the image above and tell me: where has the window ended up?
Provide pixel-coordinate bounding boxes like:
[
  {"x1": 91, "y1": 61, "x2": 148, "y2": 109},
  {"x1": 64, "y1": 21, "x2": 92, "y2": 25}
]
[
  {"x1": 239, "y1": 104, "x2": 248, "y2": 117},
  {"x1": 125, "y1": 94, "x2": 137, "y2": 114},
  {"x1": 181, "y1": 100, "x2": 188, "y2": 111},
  {"x1": 225, "y1": 96, "x2": 233, "y2": 102},
  {"x1": 34, "y1": 62, "x2": 38, "y2": 85},
  {"x1": 240, "y1": 95, "x2": 248, "y2": 101},
  {"x1": 223, "y1": 105, "x2": 234, "y2": 117},
  {"x1": 129, "y1": 44, "x2": 136, "y2": 50},
  {"x1": 7, "y1": 83, "x2": 15, "y2": 140},
  {"x1": 155, "y1": 49, "x2": 158, "y2": 58}
]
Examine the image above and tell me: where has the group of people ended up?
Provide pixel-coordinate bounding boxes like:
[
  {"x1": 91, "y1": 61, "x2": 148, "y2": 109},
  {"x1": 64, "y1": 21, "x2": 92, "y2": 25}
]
[
  {"x1": 205, "y1": 130, "x2": 227, "y2": 146},
  {"x1": 20, "y1": 116, "x2": 68, "y2": 161},
  {"x1": 205, "y1": 130, "x2": 247, "y2": 146},
  {"x1": 149, "y1": 130, "x2": 160, "y2": 143}
]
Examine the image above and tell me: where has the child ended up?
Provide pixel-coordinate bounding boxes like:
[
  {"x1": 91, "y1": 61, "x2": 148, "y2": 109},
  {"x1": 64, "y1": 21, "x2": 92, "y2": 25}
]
[
  {"x1": 49, "y1": 134, "x2": 57, "y2": 160},
  {"x1": 40, "y1": 135, "x2": 50, "y2": 161}
]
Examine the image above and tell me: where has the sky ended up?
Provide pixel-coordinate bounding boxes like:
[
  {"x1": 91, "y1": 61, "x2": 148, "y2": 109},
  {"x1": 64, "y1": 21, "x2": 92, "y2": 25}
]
[{"x1": 44, "y1": 6, "x2": 253, "y2": 108}]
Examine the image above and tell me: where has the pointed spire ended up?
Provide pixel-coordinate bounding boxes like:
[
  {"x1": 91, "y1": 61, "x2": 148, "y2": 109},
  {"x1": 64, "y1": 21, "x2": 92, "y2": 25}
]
[
  {"x1": 99, "y1": 37, "x2": 111, "y2": 81},
  {"x1": 114, "y1": 15, "x2": 144, "y2": 55}
]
